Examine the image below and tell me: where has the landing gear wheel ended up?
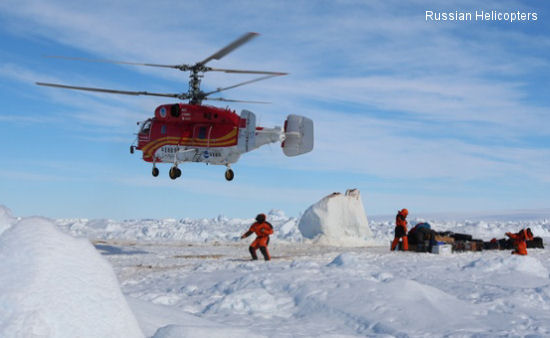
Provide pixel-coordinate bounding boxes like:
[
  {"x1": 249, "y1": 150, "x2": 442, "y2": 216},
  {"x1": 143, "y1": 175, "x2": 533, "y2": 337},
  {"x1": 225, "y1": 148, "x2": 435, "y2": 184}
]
[
  {"x1": 152, "y1": 167, "x2": 159, "y2": 177},
  {"x1": 225, "y1": 169, "x2": 234, "y2": 181},
  {"x1": 130, "y1": 146, "x2": 135, "y2": 154},
  {"x1": 169, "y1": 167, "x2": 179, "y2": 180}
]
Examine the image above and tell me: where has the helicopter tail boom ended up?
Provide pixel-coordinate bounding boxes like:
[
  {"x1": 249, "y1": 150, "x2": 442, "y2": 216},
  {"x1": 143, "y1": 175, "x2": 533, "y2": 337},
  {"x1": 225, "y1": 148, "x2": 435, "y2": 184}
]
[{"x1": 238, "y1": 111, "x2": 313, "y2": 157}]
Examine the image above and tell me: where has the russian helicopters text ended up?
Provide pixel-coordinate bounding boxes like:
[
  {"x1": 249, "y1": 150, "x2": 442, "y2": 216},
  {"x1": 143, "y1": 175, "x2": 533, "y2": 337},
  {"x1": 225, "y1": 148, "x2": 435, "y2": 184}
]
[{"x1": 37, "y1": 32, "x2": 313, "y2": 181}]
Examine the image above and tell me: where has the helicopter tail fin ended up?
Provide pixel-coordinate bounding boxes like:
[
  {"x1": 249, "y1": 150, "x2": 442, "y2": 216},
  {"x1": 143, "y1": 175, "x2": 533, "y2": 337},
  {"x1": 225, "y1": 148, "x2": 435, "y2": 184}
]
[{"x1": 282, "y1": 114, "x2": 314, "y2": 157}]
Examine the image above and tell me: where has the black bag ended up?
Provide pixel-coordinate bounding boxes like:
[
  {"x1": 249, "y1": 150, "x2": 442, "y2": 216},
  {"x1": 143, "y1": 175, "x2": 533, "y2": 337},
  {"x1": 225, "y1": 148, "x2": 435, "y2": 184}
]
[
  {"x1": 483, "y1": 240, "x2": 499, "y2": 250},
  {"x1": 451, "y1": 233, "x2": 473, "y2": 241},
  {"x1": 527, "y1": 237, "x2": 544, "y2": 249}
]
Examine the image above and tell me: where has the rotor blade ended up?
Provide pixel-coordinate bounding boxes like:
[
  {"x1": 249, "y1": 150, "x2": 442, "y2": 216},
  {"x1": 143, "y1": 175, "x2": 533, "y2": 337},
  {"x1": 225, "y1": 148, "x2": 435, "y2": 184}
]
[
  {"x1": 199, "y1": 32, "x2": 259, "y2": 65},
  {"x1": 205, "y1": 97, "x2": 270, "y2": 104},
  {"x1": 203, "y1": 75, "x2": 278, "y2": 96},
  {"x1": 44, "y1": 55, "x2": 190, "y2": 70},
  {"x1": 208, "y1": 67, "x2": 287, "y2": 76},
  {"x1": 36, "y1": 82, "x2": 186, "y2": 99}
]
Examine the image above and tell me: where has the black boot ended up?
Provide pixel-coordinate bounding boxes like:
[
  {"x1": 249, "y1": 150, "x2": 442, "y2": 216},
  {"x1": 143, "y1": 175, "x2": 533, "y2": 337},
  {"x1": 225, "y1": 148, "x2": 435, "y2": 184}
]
[
  {"x1": 249, "y1": 246, "x2": 258, "y2": 260},
  {"x1": 259, "y1": 246, "x2": 270, "y2": 261}
]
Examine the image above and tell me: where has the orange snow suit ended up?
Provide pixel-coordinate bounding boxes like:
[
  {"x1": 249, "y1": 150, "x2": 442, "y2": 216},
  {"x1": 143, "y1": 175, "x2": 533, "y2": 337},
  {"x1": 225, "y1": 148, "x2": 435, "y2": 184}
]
[
  {"x1": 391, "y1": 209, "x2": 409, "y2": 251},
  {"x1": 506, "y1": 228, "x2": 534, "y2": 255},
  {"x1": 242, "y1": 221, "x2": 274, "y2": 260}
]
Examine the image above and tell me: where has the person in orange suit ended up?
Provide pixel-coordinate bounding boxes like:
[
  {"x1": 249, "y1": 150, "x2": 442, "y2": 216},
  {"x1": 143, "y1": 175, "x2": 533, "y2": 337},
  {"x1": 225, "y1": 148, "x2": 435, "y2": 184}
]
[
  {"x1": 391, "y1": 208, "x2": 409, "y2": 251},
  {"x1": 506, "y1": 228, "x2": 534, "y2": 255},
  {"x1": 241, "y1": 213, "x2": 274, "y2": 261}
]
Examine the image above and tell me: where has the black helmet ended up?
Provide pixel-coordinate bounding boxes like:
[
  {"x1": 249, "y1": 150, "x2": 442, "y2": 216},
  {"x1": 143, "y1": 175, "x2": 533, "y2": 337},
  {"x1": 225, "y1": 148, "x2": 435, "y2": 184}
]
[{"x1": 255, "y1": 213, "x2": 266, "y2": 222}]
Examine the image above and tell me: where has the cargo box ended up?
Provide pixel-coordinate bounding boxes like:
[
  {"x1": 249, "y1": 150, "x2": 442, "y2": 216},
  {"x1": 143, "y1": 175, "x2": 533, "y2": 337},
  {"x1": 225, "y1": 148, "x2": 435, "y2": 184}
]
[
  {"x1": 453, "y1": 240, "x2": 483, "y2": 252},
  {"x1": 432, "y1": 244, "x2": 452, "y2": 254}
]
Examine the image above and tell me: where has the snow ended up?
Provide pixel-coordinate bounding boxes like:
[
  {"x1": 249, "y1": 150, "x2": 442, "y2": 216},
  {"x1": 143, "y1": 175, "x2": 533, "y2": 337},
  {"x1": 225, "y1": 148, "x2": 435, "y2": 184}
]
[
  {"x1": 55, "y1": 209, "x2": 302, "y2": 243},
  {"x1": 327, "y1": 252, "x2": 360, "y2": 267},
  {"x1": 152, "y1": 325, "x2": 262, "y2": 338},
  {"x1": 0, "y1": 208, "x2": 143, "y2": 338},
  {"x1": 298, "y1": 189, "x2": 373, "y2": 246},
  {"x1": 0, "y1": 205, "x2": 14, "y2": 235},
  {"x1": 2, "y1": 203, "x2": 550, "y2": 337}
]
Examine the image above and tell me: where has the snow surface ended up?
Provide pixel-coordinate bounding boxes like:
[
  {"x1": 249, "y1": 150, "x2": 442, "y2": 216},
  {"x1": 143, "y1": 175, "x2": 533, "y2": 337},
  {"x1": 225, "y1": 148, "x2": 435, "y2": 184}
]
[
  {"x1": 298, "y1": 189, "x2": 373, "y2": 246},
  {"x1": 2, "y1": 204, "x2": 550, "y2": 337}
]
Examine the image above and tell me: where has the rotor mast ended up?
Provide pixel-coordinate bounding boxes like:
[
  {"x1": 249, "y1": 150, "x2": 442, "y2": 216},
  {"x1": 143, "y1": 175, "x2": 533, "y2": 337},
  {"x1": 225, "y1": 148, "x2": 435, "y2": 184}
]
[
  {"x1": 186, "y1": 32, "x2": 259, "y2": 105},
  {"x1": 188, "y1": 66, "x2": 204, "y2": 104}
]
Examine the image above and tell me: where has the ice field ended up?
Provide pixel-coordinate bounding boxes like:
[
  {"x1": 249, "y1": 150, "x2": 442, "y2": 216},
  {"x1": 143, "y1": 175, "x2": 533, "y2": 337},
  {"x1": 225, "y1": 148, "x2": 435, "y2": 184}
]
[{"x1": 1, "y1": 203, "x2": 550, "y2": 337}]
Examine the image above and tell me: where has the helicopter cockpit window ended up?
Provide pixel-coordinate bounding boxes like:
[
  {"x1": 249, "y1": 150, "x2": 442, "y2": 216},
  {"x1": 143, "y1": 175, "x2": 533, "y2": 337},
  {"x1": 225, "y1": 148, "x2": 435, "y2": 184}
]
[
  {"x1": 140, "y1": 120, "x2": 152, "y2": 134},
  {"x1": 197, "y1": 126, "x2": 207, "y2": 139}
]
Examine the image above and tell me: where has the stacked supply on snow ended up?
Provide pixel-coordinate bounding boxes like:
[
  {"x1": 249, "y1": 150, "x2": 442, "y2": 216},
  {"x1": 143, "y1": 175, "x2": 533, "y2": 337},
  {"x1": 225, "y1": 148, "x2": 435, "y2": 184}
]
[
  {"x1": 298, "y1": 189, "x2": 373, "y2": 246},
  {"x1": 404, "y1": 220, "x2": 545, "y2": 254},
  {"x1": 407, "y1": 221, "x2": 496, "y2": 253},
  {"x1": 0, "y1": 206, "x2": 144, "y2": 338}
]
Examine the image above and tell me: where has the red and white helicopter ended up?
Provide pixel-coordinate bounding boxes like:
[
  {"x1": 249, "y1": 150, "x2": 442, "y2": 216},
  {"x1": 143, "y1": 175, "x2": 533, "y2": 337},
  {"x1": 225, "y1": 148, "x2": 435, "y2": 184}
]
[{"x1": 37, "y1": 32, "x2": 313, "y2": 181}]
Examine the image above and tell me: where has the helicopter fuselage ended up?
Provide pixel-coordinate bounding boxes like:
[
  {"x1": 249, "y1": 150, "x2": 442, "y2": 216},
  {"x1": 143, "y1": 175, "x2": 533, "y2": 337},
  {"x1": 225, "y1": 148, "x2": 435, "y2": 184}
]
[
  {"x1": 134, "y1": 103, "x2": 287, "y2": 180},
  {"x1": 137, "y1": 103, "x2": 241, "y2": 162}
]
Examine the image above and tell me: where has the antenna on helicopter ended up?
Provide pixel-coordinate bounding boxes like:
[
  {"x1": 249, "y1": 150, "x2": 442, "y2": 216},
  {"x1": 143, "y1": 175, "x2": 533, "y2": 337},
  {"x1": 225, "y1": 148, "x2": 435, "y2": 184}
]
[{"x1": 38, "y1": 32, "x2": 287, "y2": 105}]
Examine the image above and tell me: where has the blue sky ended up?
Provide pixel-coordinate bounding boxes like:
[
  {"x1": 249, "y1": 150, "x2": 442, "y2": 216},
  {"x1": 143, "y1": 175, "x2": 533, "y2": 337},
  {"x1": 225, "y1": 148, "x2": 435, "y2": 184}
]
[{"x1": 0, "y1": 0, "x2": 549, "y2": 219}]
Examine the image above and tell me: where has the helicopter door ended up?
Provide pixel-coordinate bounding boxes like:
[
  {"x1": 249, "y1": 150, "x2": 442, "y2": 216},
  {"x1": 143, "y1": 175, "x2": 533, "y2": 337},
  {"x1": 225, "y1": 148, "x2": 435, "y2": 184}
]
[{"x1": 193, "y1": 124, "x2": 213, "y2": 147}]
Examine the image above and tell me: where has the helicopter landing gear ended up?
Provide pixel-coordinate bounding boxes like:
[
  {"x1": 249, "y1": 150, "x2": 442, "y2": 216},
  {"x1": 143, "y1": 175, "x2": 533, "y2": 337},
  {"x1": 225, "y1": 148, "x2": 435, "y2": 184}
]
[
  {"x1": 152, "y1": 167, "x2": 159, "y2": 177},
  {"x1": 169, "y1": 166, "x2": 182, "y2": 180},
  {"x1": 225, "y1": 168, "x2": 234, "y2": 181}
]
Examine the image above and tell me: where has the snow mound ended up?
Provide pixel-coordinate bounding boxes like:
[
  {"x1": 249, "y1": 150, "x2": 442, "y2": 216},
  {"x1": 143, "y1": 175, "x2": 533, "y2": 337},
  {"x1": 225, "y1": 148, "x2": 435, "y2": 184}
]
[
  {"x1": 463, "y1": 255, "x2": 549, "y2": 279},
  {"x1": 153, "y1": 324, "x2": 264, "y2": 338},
  {"x1": 298, "y1": 189, "x2": 372, "y2": 246},
  {"x1": 0, "y1": 205, "x2": 15, "y2": 235},
  {"x1": 205, "y1": 287, "x2": 294, "y2": 319},
  {"x1": 0, "y1": 216, "x2": 143, "y2": 337},
  {"x1": 267, "y1": 209, "x2": 287, "y2": 219},
  {"x1": 328, "y1": 252, "x2": 360, "y2": 267},
  {"x1": 378, "y1": 279, "x2": 480, "y2": 328}
]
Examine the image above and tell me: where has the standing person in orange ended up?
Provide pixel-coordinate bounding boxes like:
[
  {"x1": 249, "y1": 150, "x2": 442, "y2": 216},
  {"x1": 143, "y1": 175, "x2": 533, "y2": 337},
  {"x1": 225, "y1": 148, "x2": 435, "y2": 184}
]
[
  {"x1": 505, "y1": 228, "x2": 534, "y2": 255},
  {"x1": 241, "y1": 213, "x2": 274, "y2": 261},
  {"x1": 391, "y1": 208, "x2": 409, "y2": 251}
]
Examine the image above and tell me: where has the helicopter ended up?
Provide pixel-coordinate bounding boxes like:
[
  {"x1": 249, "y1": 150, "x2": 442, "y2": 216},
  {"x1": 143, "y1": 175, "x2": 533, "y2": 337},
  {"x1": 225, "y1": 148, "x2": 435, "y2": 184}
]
[{"x1": 36, "y1": 32, "x2": 313, "y2": 181}]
